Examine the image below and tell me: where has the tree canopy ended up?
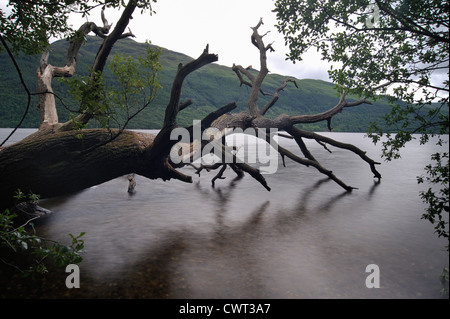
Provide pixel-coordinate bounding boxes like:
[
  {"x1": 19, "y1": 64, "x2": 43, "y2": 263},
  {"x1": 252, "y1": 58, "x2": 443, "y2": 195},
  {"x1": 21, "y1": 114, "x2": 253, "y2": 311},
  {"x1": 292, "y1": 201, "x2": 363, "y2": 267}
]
[
  {"x1": 0, "y1": 0, "x2": 156, "y2": 55},
  {"x1": 274, "y1": 0, "x2": 448, "y2": 149}
]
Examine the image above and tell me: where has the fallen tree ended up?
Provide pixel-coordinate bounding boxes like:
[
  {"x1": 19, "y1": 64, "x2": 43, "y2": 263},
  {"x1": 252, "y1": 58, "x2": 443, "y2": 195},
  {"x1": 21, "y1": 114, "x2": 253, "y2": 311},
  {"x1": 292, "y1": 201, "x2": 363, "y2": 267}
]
[{"x1": 0, "y1": 9, "x2": 382, "y2": 210}]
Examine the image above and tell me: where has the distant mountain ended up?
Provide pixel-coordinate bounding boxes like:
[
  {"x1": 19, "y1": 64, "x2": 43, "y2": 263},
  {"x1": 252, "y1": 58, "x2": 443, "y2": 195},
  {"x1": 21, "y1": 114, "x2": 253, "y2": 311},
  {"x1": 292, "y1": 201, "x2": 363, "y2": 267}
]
[{"x1": 0, "y1": 36, "x2": 393, "y2": 131}]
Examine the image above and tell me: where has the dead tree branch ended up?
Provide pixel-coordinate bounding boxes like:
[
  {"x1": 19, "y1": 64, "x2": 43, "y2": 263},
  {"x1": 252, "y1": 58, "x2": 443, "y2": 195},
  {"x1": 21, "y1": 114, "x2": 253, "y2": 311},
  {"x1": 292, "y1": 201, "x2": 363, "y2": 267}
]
[
  {"x1": 290, "y1": 92, "x2": 372, "y2": 126},
  {"x1": 216, "y1": 18, "x2": 382, "y2": 192},
  {"x1": 57, "y1": 3, "x2": 139, "y2": 132},
  {"x1": 261, "y1": 78, "x2": 298, "y2": 115},
  {"x1": 0, "y1": 16, "x2": 384, "y2": 209},
  {"x1": 163, "y1": 44, "x2": 218, "y2": 128}
]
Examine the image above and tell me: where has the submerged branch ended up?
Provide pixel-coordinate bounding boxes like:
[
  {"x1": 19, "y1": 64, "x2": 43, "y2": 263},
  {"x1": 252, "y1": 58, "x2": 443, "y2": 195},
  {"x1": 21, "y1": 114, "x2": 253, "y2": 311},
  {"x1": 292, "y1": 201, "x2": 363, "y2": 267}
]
[{"x1": 289, "y1": 127, "x2": 382, "y2": 180}]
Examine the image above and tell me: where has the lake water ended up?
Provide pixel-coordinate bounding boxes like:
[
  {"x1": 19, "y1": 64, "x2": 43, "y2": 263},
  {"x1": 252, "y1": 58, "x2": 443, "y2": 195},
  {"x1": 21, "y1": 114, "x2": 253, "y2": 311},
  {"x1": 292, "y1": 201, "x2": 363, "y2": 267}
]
[{"x1": 0, "y1": 128, "x2": 448, "y2": 299}]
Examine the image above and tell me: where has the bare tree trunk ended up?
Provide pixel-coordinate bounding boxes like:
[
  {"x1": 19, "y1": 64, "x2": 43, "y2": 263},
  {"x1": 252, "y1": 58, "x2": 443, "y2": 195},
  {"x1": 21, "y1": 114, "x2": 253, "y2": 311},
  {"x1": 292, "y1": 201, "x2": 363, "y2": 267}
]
[
  {"x1": 0, "y1": 17, "x2": 383, "y2": 211},
  {"x1": 0, "y1": 45, "x2": 230, "y2": 210},
  {"x1": 36, "y1": 50, "x2": 60, "y2": 129},
  {"x1": 30, "y1": 4, "x2": 136, "y2": 138},
  {"x1": 0, "y1": 130, "x2": 154, "y2": 209}
]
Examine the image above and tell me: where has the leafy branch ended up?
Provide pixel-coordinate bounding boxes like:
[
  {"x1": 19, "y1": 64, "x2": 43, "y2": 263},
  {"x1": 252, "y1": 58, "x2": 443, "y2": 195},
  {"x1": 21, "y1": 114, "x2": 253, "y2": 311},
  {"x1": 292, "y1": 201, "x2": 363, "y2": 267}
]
[{"x1": 0, "y1": 190, "x2": 85, "y2": 277}]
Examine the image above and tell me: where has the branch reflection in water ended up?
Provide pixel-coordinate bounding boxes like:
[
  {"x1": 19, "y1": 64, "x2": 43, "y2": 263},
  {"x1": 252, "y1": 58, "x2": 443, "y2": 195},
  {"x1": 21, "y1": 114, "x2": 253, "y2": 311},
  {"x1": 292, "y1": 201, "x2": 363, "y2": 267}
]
[{"x1": 0, "y1": 130, "x2": 447, "y2": 299}]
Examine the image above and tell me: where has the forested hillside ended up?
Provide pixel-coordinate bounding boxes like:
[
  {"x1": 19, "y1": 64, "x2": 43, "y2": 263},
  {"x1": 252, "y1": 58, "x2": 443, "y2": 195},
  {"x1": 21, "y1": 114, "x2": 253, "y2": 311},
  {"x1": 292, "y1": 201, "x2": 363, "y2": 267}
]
[{"x1": 0, "y1": 36, "x2": 392, "y2": 131}]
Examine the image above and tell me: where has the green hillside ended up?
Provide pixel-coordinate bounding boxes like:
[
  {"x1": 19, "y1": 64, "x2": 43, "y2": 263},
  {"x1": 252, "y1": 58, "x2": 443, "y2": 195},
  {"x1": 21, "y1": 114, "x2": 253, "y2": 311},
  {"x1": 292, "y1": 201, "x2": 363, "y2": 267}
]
[{"x1": 0, "y1": 36, "x2": 392, "y2": 131}]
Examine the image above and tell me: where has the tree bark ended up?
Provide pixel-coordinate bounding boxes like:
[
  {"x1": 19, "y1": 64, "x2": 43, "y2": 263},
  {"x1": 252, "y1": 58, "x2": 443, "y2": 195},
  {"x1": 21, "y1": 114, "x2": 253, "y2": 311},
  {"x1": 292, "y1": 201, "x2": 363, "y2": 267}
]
[
  {"x1": 0, "y1": 130, "x2": 155, "y2": 209},
  {"x1": 35, "y1": 13, "x2": 117, "y2": 132},
  {"x1": 31, "y1": 3, "x2": 137, "y2": 138}
]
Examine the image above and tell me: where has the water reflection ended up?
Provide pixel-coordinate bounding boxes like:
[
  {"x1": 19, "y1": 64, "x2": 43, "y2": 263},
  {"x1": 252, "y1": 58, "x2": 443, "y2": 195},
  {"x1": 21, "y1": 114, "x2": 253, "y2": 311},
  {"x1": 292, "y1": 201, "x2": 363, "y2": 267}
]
[
  {"x1": 368, "y1": 179, "x2": 381, "y2": 197},
  {"x1": 1, "y1": 175, "x2": 357, "y2": 298},
  {"x1": 0, "y1": 131, "x2": 448, "y2": 299}
]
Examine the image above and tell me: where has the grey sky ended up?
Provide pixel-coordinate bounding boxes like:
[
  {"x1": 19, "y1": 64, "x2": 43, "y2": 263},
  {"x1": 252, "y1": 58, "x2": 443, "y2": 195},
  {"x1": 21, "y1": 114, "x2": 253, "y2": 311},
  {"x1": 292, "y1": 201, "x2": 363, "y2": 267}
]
[
  {"x1": 66, "y1": 0, "x2": 332, "y2": 81},
  {"x1": 0, "y1": 0, "x2": 332, "y2": 80}
]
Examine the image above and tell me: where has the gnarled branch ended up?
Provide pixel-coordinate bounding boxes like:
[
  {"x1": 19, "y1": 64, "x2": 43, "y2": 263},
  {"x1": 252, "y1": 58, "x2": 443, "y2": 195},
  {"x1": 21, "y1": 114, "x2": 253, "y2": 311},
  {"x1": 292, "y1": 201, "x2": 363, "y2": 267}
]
[
  {"x1": 58, "y1": 2, "x2": 139, "y2": 132},
  {"x1": 163, "y1": 44, "x2": 218, "y2": 128},
  {"x1": 261, "y1": 78, "x2": 298, "y2": 115},
  {"x1": 33, "y1": 7, "x2": 135, "y2": 134},
  {"x1": 222, "y1": 19, "x2": 382, "y2": 192},
  {"x1": 290, "y1": 92, "x2": 372, "y2": 126}
]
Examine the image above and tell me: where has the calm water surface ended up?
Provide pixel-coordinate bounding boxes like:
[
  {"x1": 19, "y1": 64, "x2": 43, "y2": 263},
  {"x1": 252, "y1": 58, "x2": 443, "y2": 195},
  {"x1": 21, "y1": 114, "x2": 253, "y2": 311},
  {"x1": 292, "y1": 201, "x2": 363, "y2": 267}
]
[{"x1": 0, "y1": 128, "x2": 448, "y2": 298}]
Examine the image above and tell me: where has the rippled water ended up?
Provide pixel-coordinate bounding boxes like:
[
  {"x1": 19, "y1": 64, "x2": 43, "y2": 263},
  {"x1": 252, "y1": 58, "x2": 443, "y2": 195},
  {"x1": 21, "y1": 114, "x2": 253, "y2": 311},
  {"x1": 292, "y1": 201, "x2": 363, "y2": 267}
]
[{"x1": 1, "y1": 128, "x2": 448, "y2": 298}]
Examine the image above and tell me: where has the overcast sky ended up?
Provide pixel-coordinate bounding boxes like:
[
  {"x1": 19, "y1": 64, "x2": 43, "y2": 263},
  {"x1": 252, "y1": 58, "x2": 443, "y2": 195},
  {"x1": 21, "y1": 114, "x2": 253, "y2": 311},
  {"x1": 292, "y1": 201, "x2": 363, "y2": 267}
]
[
  {"x1": 3, "y1": 0, "x2": 448, "y2": 90},
  {"x1": 0, "y1": 0, "x2": 334, "y2": 81},
  {"x1": 64, "y1": 0, "x2": 332, "y2": 81}
]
